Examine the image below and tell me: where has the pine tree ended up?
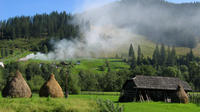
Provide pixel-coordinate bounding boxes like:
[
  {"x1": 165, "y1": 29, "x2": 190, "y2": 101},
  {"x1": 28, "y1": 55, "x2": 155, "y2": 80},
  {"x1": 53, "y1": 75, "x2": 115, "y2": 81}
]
[
  {"x1": 43, "y1": 45, "x2": 48, "y2": 54},
  {"x1": 11, "y1": 27, "x2": 16, "y2": 39},
  {"x1": 160, "y1": 44, "x2": 166, "y2": 65},
  {"x1": 152, "y1": 44, "x2": 160, "y2": 66},
  {"x1": 0, "y1": 48, "x2": 1, "y2": 58},
  {"x1": 129, "y1": 44, "x2": 134, "y2": 57},
  {"x1": 166, "y1": 46, "x2": 171, "y2": 66},
  {"x1": 128, "y1": 44, "x2": 137, "y2": 69},
  {"x1": 171, "y1": 46, "x2": 176, "y2": 66},
  {"x1": 187, "y1": 48, "x2": 194, "y2": 62},
  {"x1": 137, "y1": 45, "x2": 142, "y2": 65},
  {"x1": 10, "y1": 49, "x2": 14, "y2": 55},
  {"x1": 1, "y1": 48, "x2": 5, "y2": 58},
  {"x1": 115, "y1": 53, "x2": 119, "y2": 59},
  {"x1": 130, "y1": 54, "x2": 136, "y2": 69},
  {"x1": 5, "y1": 48, "x2": 10, "y2": 57}
]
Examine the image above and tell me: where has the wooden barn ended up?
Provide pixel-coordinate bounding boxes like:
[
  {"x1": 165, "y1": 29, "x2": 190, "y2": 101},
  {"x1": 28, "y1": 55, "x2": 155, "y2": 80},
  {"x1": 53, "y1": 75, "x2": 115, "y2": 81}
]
[{"x1": 119, "y1": 75, "x2": 192, "y2": 103}]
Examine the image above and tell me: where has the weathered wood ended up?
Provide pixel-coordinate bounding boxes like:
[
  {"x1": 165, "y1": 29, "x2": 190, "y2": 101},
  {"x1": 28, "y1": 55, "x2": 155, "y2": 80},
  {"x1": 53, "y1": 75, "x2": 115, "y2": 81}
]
[
  {"x1": 145, "y1": 91, "x2": 150, "y2": 102},
  {"x1": 119, "y1": 75, "x2": 192, "y2": 102}
]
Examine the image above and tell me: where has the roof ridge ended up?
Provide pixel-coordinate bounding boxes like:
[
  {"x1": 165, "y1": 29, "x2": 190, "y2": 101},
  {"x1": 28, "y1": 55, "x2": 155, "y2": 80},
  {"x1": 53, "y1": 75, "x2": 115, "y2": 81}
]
[
  {"x1": 134, "y1": 75, "x2": 180, "y2": 79},
  {"x1": 131, "y1": 75, "x2": 192, "y2": 91}
]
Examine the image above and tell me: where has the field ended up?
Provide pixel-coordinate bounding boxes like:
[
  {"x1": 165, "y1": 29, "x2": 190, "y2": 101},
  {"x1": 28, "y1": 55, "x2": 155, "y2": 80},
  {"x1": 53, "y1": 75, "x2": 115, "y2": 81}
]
[
  {"x1": 70, "y1": 58, "x2": 130, "y2": 74},
  {"x1": 0, "y1": 94, "x2": 200, "y2": 112}
]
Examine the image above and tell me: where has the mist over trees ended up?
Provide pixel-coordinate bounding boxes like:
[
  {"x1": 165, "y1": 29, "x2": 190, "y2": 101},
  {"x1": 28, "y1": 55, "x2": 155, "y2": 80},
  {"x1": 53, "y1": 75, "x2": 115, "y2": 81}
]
[{"x1": 80, "y1": 0, "x2": 200, "y2": 48}]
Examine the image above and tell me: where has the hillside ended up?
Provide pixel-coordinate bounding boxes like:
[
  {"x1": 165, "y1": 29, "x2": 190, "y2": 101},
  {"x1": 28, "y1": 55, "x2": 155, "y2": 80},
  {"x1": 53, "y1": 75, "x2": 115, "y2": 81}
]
[
  {"x1": 86, "y1": 25, "x2": 199, "y2": 58},
  {"x1": 0, "y1": 36, "x2": 199, "y2": 64},
  {"x1": 80, "y1": 0, "x2": 200, "y2": 48}
]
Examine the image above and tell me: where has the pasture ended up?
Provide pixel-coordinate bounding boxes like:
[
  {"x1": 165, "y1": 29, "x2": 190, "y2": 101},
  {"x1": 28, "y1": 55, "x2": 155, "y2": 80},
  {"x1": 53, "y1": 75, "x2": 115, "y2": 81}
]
[
  {"x1": 0, "y1": 93, "x2": 200, "y2": 112},
  {"x1": 70, "y1": 58, "x2": 130, "y2": 74}
]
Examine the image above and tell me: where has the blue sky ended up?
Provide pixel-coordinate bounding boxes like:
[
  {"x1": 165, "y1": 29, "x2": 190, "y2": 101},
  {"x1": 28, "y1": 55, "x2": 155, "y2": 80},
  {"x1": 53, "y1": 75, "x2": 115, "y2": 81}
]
[{"x1": 0, "y1": 0, "x2": 199, "y2": 20}]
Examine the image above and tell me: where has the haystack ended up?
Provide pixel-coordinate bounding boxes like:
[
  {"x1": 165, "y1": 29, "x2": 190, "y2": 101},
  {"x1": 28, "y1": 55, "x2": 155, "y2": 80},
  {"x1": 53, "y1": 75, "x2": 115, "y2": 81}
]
[
  {"x1": 176, "y1": 84, "x2": 189, "y2": 104},
  {"x1": 39, "y1": 74, "x2": 64, "y2": 98},
  {"x1": 2, "y1": 70, "x2": 32, "y2": 98}
]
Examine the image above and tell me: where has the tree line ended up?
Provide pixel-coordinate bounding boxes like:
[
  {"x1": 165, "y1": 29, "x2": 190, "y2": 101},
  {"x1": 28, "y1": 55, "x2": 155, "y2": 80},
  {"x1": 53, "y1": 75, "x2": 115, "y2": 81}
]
[
  {"x1": 128, "y1": 43, "x2": 200, "y2": 91},
  {"x1": 0, "y1": 48, "x2": 13, "y2": 58},
  {"x1": 0, "y1": 11, "x2": 80, "y2": 40},
  {"x1": 0, "y1": 61, "x2": 131, "y2": 94}
]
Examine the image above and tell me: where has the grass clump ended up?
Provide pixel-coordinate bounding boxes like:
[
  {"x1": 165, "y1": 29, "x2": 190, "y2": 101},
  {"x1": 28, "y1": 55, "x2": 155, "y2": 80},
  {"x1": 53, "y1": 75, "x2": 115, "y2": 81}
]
[{"x1": 97, "y1": 99, "x2": 124, "y2": 112}]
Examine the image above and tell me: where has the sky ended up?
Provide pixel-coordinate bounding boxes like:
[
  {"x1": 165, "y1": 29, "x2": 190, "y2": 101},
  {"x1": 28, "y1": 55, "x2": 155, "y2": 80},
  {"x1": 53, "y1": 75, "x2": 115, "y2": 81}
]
[{"x1": 0, "y1": 0, "x2": 200, "y2": 20}]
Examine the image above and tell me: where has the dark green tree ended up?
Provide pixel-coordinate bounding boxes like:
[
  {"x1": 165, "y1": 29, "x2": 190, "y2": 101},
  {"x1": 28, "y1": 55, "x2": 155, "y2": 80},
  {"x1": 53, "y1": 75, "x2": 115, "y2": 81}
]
[
  {"x1": 132, "y1": 65, "x2": 156, "y2": 76},
  {"x1": 171, "y1": 46, "x2": 176, "y2": 66},
  {"x1": 137, "y1": 45, "x2": 142, "y2": 65},
  {"x1": 1, "y1": 48, "x2": 5, "y2": 58},
  {"x1": 28, "y1": 75, "x2": 45, "y2": 92},
  {"x1": 166, "y1": 46, "x2": 171, "y2": 66},
  {"x1": 130, "y1": 51, "x2": 136, "y2": 69},
  {"x1": 43, "y1": 45, "x2": 48, "y2": 54},
  {"x1": 5, "y1": 48, "x2": 9, "y2": 57},
  {"x1": 152, "y1": 44, "x2": 160, "y2": 67},
  {"x1": 68, "y1": 73, "x2": 81, "y2": 94},
  {"x1": 129, "y1": 44, "x2": 134, "y2": 57},
  {"x1": 0, "y1": 48, "x2": 1, "y2": 58},
  {"x1": 115, "y1": 53, "x2": 119, "y2": 59},
  {"x1": 160, "y1": 44, "x2": 166, "y2": 65},
  {"x1": 187, "y1": 48, "x2": 194, "y2": 62}
]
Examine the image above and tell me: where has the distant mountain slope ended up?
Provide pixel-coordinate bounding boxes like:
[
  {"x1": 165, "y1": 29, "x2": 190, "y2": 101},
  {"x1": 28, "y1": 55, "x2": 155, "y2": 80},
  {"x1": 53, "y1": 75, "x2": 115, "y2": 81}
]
[{"x1": 80, "y1": 0, "x2": 200, "y2": 48}]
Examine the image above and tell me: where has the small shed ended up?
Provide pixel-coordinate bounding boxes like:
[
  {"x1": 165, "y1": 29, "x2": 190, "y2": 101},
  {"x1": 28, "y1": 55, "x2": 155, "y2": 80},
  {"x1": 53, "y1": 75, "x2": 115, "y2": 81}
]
[{"x1": 119, "y1": 75, "x2": 192, "y2": 102}]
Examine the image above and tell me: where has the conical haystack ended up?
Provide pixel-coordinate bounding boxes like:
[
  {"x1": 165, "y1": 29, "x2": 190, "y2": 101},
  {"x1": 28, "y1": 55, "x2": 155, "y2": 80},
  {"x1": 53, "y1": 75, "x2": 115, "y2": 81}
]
[
  {"x1": 176, "y1": 84, "x2": 189, "y2": 104},
  {"x1": 2, "y1": 70, "x2": 32, "y2": 98},
  {"x1": 39, "y1": 74, "x2": 64, "y2": 98}
]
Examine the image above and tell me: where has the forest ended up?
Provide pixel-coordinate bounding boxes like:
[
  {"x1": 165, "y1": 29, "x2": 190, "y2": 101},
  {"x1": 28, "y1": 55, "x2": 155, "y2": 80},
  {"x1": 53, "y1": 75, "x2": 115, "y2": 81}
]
[{"x1": 0, "y1": 11, "x2": 80, "y2": 40}]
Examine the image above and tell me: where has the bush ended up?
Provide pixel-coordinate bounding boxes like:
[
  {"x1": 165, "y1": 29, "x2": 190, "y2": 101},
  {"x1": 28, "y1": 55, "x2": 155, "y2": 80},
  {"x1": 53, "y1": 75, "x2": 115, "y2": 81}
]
[
  {"x1": 97, "y1": 99, "x2": 124, "y2": 112},
  {"x1": 28, "y1": 75, "x2": 45, "y2": 92},
  {"x1": 53, "y1": 105, "x2": 78, "y2": 112},
  {"x1": 0, "y1": 68, "x2": 5, "y2": 90},
  {"x1": 132, "y1": 65, "x2": 156, "y2": 76},
  {"x1": 68, "y1": 73, "x2": 81, "y2": 94}
]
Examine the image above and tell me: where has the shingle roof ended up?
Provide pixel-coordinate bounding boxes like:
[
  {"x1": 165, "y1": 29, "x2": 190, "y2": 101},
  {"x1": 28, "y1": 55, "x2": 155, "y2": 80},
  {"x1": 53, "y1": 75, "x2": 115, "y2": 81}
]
[{"x1": 131, "y1": 75, "x2": 192, "y2": 91}]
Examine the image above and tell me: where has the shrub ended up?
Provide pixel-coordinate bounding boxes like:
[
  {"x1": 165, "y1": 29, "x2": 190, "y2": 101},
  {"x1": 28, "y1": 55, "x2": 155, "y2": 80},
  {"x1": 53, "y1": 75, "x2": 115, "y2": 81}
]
[
  {"x1": 97, "y1": 99, "x2": 124, "y2": 112},
  {"x1": 28, "y1": 75, "x2": 45, "y2": 92}
]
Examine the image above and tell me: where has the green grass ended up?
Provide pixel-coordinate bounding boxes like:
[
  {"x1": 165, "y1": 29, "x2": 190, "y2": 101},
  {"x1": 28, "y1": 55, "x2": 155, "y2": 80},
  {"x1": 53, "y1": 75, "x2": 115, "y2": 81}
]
[
  {"x1": 0, "y1": 94, "x2": 98, "y2": 112},
  {"x1": 0, "y1": 94, "x2": 200, "y2": 112},
  {"x1": 70, "y1": 95, "x2": 200, "y2": 112},
  {"x1": 71, "y1": 58, "x2": 130, "y2": 74},
  {"x1": 122, "y1": 102, "x2": 200, "y2": 112},
  {"x1": 0, "y1": 51, "x2": 32, "y2": 64},
  {"x1": 81, "y1": 91, "x2": 120, "y2": 95}
]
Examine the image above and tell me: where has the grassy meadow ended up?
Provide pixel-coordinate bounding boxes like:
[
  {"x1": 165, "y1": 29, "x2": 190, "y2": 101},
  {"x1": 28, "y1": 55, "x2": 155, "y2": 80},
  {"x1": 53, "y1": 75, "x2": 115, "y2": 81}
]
[
  {"x1": 70, "y1": 58, "x2": 130, "y2": 74},
  {"x1": 0, "y1": 94, "x2": 200, "y2": 112}
]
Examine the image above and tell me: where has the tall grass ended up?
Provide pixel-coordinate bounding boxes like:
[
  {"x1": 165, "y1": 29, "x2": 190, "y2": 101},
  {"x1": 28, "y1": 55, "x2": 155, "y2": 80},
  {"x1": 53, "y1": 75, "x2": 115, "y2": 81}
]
[
  {"x1": 0, "y1": 94, "x2": 98, "y2": 112},
  {"x1": 97, "y1": 99, "x2": 124, "y2": 112},
  {"x1": 0, "y1": 94, "x2": 200, "y2": 112},
  {"x1": 189, "y1": 93, "x2": 200, "y2": 106}
]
